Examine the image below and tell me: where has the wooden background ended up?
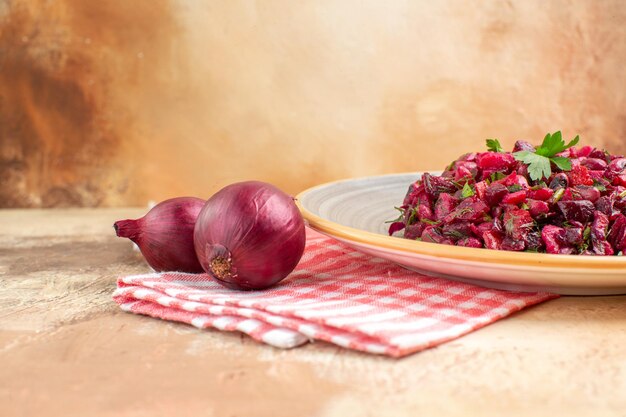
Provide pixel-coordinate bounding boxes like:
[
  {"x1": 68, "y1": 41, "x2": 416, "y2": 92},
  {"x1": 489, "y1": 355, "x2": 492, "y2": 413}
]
[{"x1": 1, "y1": 0, "x2": 625, "y2": 207}]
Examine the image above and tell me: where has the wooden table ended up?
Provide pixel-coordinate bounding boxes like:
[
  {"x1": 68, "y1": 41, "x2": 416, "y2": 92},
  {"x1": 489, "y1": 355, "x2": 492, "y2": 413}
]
[{"x1": 1, "y1": 209, "x2": 625, "y2": 417}]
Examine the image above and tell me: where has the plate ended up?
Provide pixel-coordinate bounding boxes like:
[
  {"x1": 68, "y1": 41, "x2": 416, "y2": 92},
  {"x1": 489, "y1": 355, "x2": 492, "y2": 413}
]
[{"x1": 296, "y1": 173, "x2": 626, "y2": 295}]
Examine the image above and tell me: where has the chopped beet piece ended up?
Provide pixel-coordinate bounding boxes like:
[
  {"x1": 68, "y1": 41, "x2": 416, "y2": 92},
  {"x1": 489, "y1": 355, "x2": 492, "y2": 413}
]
[
  {"x1": 562, "y1": 226, "x2": 583, "y2": 246},
  {"x1": 492, "y1": 213, "x2": 504, "y2": 234},
  {"x1": 388, "y1": 222, "x2": 405, "y2": 236},
  {"x1": 513, "y1": 140, "x2": 535, "y2": 152},
  {"x1": 482, "y1": 230, "x2": 504, "y2": 250},
  {"x1": 454, "y1": 161, "x2": 478, "y2": 181},
  {"x1": 607, "y1": 214, "x2": 626, "y2": 252},
  {"x1": 422, "y1": 173, "x2": 458, "y2": 199},
  {"x1": 502, "y1": 237, "x2": 525, "y2": 251},
  {"x1": 614, "y1": 174, "x2": 626, "y2": 187},
  {"x1": 560, "y1": 188, "x2": 574, "y2": 202},
  {"x1": 527, "y1": 199, "x2": 550, "y2": 218},
  {"x1": 459, "y1": 152, "x2": 477, "y2": 162},
  {"x1": 503, "y1": 208, "x2": 534, "y2": 241},
  {"x1": 404, "y1": 223, "x2": 425, "y2": 240},
  {"x1": 542, "y1": 225, "x2": 567, "y2": 254},
  {"x1": 525, "y1": 231, "x2": 544, "y2": 252},
  {"x1": 515, "y1": 175, "x2": 530, "y2": 188},
  {"x1": 595, "y1": 195, "x2": 614, "y2": 217},
  {"x1": 588, "y1": 149, "x2": 608, "y2": 159},
  {"x1": 502, "y1": 190, "x2": 527, "y2": 205},
  {"x1": 442, "y1": 222, "x2": 472, "y2": 240},
  {"x1": 475, "y1": 181, "x2": 488, "y2": 201},
  {"x1": 484, "y1": 183, "x2": 509, "y2": 206},
  {"x1": 557, "y1": 200, "x2": 595, "y2": 223},
  {"x1": 481, "y1": 169, "x2": 502, "y2": 181},
  {"x1": 470, "y1": 221, "x2": 493, "y2": 237},
  {"x1": 581, "y1": 157, "x2": 608, "y2": 170},
  {"x1": 615, "y1": 191, "x2": 626, "y2": 213},
  {"x1": 454, "y1": 165, "x2": 475, "y2": 182},
  {"x1": 589, "y1": 170, "x2": 606, "y2": 181},
  {"x1": 516, "y1": 163, "x2": 530, "y2": 178},
  {"x1": 409, "y1": 187, "x2": 434, "y2": 220},
  {"x1": 434, "y1": 193, "x2": 460, "y2": 221},
  {"x1": 575, "y1": 145, "x2": 594, "y2": 158},
  {"x1": 572, "y1": 186, "x2": 601, "y2": 203},
  {"x1": 457, "y1": 237, "x2": 483, "y2": 248},
  {"x1": 491, "y1": 205, "x2": 504, "y2": 219},
  {"x1": 421, "y1": 226, "x2": 454, "y2": 245},
  {"x1": 590, "y1": 211, "x2": 613, "y2": 256},
  {"x1": 443, "y1": 197, "x2": 490, "y2": 223},
  {"x1": 608, "y1": 157, "x2": 626, "y2": 172},
  {"x1": 452, "y1": 160, "x2": 478, "y2": 173},
  {"x1": 403, "y1": 183, "x2": 422, "y2": 206},
  {"x1": 477, "y1": 152, "x2": 515, "y2": 171},
  {"x1": 528, "y1": 187, "x2": 554, "y2": 201},
  {"x1": 568, "y1": 165, "x2": 594, "y2": 186},
  {"x1": 496, "y1": 172, "x2": 524, "y2": 187}
]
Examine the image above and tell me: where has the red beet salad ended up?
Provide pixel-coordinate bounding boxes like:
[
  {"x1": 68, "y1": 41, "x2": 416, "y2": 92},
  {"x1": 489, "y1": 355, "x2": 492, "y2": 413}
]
[{"x1": 389, "y1": 132, "x2": 626, "y2": 255}]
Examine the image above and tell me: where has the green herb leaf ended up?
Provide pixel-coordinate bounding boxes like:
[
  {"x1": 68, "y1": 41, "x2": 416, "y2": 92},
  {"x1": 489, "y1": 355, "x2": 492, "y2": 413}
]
[
  {"x1": 420, "y1": 218, "x2": 440, "y2": 225},
  {"x1": 514, "y1": 151, "x2": 551, "y2": 181},
  {"x1": 513, "y1": 131, "x2": 579, "y2": 181},
  {"x1": 534, "y1": 131, "x2": 579, "y2": 157},
  {"x1": 461, "y1": 182, "x2": 475, "y2": 198},
  {"x1": 550, "y1": 156, "x2": 572, "y2": 171},
  {"x1": 486, "y1": 138, "x2": 504, "y2": 153}
]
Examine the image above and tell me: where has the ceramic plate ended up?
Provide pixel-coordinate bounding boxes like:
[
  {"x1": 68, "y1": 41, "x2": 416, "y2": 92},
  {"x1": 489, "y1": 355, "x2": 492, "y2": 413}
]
[{"x1": 296, "y1": 173, "x2": 626, "y2": 295}]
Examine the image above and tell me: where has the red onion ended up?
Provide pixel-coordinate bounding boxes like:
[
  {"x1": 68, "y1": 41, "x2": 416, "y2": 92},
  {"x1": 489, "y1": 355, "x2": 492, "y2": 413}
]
[
  {"x1": 194, "y1": 181, "x2": 306, "y2": 290},
  {"x1": 114, "y1": 197, "x2": 205, "y2": 273}
]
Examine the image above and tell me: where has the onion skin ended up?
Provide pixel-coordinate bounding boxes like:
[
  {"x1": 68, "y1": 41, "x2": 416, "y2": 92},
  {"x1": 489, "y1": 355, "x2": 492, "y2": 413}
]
[
  {"x1": 114, "y1": 197, "x2": 205, "y2": 273},
  {"x1": 194, "y1": 181, "x2": 306, "y2": 290}
]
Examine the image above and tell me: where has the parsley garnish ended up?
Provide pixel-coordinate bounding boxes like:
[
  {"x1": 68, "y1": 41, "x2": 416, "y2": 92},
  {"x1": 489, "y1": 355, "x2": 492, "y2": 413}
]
[
  {"x1": 486, "y1": 139, "x2": 504, "y2": 153},
  {"x1": 513, "y1": 131, "x2": 579, "y2": 181},
  {"x1": 461, "y1": 182, "x2": 475, "y2": 199}
]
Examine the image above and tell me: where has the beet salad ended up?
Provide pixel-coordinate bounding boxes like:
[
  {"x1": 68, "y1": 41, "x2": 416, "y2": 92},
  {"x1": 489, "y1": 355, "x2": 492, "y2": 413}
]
[{"x1": 389, "y1": 132, "x2": 626, "y2": 255}]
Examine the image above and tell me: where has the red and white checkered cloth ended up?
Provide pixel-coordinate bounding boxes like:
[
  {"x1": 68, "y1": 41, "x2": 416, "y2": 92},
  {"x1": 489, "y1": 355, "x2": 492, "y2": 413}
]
[{"x1": 113, "y1": 229, "x2": 557, "y2": 357}]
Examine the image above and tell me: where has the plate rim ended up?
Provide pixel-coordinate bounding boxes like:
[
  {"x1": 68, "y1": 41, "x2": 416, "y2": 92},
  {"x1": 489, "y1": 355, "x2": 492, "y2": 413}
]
[{"x1": 295, "y1": 172, "x2": 626, "y2": 270}]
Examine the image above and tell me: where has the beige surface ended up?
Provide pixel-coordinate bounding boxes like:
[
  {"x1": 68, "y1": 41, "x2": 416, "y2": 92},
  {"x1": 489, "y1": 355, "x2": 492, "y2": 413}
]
[
  {"x1": 2, "y1": 0, "x2": 626, "y2": 207},
  {"x1": 1, "y1": 209, "x2": 625, "y2": 417}
]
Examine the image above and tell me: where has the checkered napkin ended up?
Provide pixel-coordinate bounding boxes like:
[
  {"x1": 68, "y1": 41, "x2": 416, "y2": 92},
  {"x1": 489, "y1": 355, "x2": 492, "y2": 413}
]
[{"x1": 113, "y1": 228, "x2": 557, "y2": 357}]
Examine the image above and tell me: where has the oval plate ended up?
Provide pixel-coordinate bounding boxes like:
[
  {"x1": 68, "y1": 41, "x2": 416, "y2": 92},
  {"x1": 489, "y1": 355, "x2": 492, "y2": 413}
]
[{"x1": 296, "y1": 173, "x2": 626, "y2": 295}]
